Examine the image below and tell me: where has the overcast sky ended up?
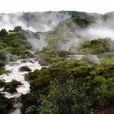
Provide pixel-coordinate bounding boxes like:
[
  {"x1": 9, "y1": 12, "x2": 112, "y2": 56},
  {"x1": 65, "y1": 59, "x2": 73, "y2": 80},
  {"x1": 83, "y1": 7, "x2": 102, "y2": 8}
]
[{"x1": 0, "y1": 0, "x2": 114, "y2": 14}]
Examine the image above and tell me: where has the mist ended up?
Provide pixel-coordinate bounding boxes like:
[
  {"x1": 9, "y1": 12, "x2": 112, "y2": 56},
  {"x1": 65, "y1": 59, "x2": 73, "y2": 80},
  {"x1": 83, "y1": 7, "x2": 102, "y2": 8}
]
[
  {"x1": 0, "y1": 11, "x2": 114, "y2": 52},
  {"x1": 23, "y1": 31, "x2": 47, "y2": 50},
  {"x1": 51, "y1": 12, "x2": 114, "y2": 51},
  {"x1": 0, "y1": 12, "x2": 70, "y2": 32},
  {"x1": 0, "y1": 11, "x2": 114, "y2": 114}
]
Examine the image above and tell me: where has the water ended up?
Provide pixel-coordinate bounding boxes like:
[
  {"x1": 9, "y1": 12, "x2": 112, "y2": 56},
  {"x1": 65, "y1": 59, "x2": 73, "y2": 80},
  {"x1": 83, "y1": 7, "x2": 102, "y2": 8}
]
[
  {"x1": 0, "y1": 58, "x2": 42, "y2": 114},
  {"x1": 0, "y1": 58, "x2": 42, "y2": 98},
  {"x1": 8, "y1": 99, "x2": 22, "y2": 114}
]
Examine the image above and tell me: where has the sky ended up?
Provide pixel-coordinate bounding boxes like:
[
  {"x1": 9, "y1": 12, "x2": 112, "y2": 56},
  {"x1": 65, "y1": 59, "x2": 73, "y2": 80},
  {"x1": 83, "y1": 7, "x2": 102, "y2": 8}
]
[{"x1": 0, "y1": 0, "x2": 114, "y2": 14}]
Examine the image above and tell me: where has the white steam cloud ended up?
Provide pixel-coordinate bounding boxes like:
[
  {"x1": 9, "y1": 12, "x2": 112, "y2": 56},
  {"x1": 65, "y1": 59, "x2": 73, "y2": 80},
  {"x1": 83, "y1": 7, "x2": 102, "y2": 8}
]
[
  {"x1": 0, "y1": 12, "x2": 70, "y2": 32},
  {"x1": 1, "y1": 11, "x2": 114, "y2": 51}
]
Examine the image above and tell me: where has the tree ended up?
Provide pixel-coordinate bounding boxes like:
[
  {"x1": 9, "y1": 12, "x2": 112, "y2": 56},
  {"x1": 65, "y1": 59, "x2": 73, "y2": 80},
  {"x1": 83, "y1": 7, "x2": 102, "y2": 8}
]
[
  {"x1": 14, "y1": 26, "x2": 22, "y2": 32},
  {"x1": 0, "y1": 29, "x2": 7, "y2": 37}
]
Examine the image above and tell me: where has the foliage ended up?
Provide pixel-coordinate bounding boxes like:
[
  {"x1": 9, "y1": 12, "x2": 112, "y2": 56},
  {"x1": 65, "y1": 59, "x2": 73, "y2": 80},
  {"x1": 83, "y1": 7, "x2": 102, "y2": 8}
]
[
  {"x1": 39, "y1": 47, "x2": 70, "y2": 65},
  {"x1": 21, "y1": 93, "x2": 41, "y2": 114},
  {"x1": 0, "y1": 29, "x2": 8, "y2": 37},
  {"x1": 23, "y1": 59, "x2": 114, "y2": 114},
  {"x1": 0, "y1": 52, "x2": 6, "y2": 74},
  {"x1": 77, "y1": 38, "x2": 113, "y2": 54},
  {"x1": 4, "y1": 80, "x2": 22, "y2": 93},
  {"x1": 66, "y1": 11, "x2": 95, "y2": 28},
  {"x1": 0, "y1": 93, "x2": 13, "y2": 114},
  {"x1": 40, "y1": 81, "x2": 91, "y2": 114},
  {"x1": 0, "y1": 28, "x2": 30, "y2": 57},
  {"x1": 72, "y1": 16, "x2": 93, "y2": 28},
  {"x1": 0, "y1": 28, "x2": 31, "y2": 75},
  {"x1": 26, "y1": 68, "x2": 51, "y2": 93},
  {"x1": 0, "y1": 80, "x2": 5, "y2": 88},
  {"x1": 19, "y1": 66, "x2": 31, "y2": 72},
  {"x1": 14, "y1": 26, "x2": 22, "y2": 32}
]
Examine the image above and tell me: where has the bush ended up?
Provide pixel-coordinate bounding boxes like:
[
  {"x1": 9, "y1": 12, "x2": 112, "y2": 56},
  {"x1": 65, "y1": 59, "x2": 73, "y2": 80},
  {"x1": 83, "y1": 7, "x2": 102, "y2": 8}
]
[
  {"x1": 4, "y1": 80, "x2": 22, "y2": 93},
  {"x1": 19, "y1": 66, "x2": 31, "y2": 72},
  {"x1": 0, "y1": 93, "x2": 13, "y2": 114},
  {"x1": 40, "y1": 80, "x2": 91, "y2": 114},
  {"x1": 39, "y1": 47, "x2": 70, "y2": 65},
  {"x1": 25, "y1": 60, "x2": 114, "y2": 114},
  {"x1": 0, "y1": 29, "x2": 8, "y2": 37},
  {"x1": 77, "y1": 38, "x2": 113, "y2": 54},
  {"x1": 26, "y1": 68, "x2": 51, "y2": 93},
  {"x1": 0, "y1": 28, "x2": 30, "y2": 58},
  {"x1": 14, "y1": 26, "x2": 22, "y2": 32},
  {"x1": 0, "y1": 80, "x2": 5, "y2": 88},
  {"x1": 21, "y1": 93, "x2": 40, "y2": 114}
]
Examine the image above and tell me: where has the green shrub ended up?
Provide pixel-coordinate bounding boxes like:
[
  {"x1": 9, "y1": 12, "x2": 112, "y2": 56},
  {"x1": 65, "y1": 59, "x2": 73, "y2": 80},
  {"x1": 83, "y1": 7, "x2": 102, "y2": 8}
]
[
  {"x1": 24, "y1": 60, "x2": 114, "y2": 114},
  {"x1": 77, "y1": 38, "x2": 113, "y2": 54},
  {"x1": 14, "y1": 26, "x2": 22, "y2": 32},
  {"x1": 0, "y1": 94, "x2": 13, "y2": 114},
  {"x1": 0, "y1": 29, "x2": 8, "y2": 37},
  {"x1": 4, "y1": 80, "x2": 22, "y2": 94},
  {"x1": 39, "y1": 47, "x2": 67, "y2": 65}
]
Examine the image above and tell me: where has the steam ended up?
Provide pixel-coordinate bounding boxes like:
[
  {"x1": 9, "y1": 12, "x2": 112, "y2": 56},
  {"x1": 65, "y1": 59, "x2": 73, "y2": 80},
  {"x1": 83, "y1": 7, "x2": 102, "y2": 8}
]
[
  {"x1": 0, "y1": 58, "x2": 42, "y2": 99},
  {"x1": 24, "y1": 31, "x2": 47, "y2": 50},
  {"x1": 0, "y1": 12, "x2": 70, "y2": 32},
  {"x1": 0, "y1": 11, "x2": 114, "y2": 53},
  {"x1": 83, "y1": 25, "x2": 114, "y2": 40},
  {"x1": 0, "y1": 11, "x2": 114, "y2": 114},
  {"x1": 49, "y1": 13, "x2": 114, "y2": 51},
  {"x1": 2, "y1": 11, "x2": 114, "y2": 51},
  {"x1": 0, "y1": 12, "x2": 71, "y2": 50}
]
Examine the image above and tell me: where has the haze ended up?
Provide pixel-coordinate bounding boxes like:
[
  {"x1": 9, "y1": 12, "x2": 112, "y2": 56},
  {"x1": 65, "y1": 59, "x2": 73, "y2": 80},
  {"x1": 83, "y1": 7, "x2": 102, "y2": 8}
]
[{"x1": 0, "y1": 0, "x2": 114, "y2": 14}]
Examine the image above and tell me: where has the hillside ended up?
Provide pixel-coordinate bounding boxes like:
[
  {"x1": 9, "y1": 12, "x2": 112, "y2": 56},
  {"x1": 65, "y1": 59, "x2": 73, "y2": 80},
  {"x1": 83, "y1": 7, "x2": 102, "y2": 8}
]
[{"x1": 0, "y1": 11, "x2": 114, "y2": 114}]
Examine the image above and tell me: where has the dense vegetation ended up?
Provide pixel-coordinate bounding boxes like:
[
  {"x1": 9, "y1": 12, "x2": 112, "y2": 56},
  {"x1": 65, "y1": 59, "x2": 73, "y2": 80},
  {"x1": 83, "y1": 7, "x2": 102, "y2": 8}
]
[
  {"x1": 39, "y1": 47, "x2": 71, "y2": 65},
  {"x1": 4, "y1": 80, "x2": 22, "y2": 94},
  {"x1": 20, "y1": 58, "x2": 114, "y2": 114},
  {"x1": 0, "y1": 27, "x2": 31, "y2": 114},
  {"x1": 0, "y1": 79, "x2": 23, "y2": 114},
  {"x1": 0, "y1": 28, "x2": 30, "y2": 56},
  {"x1": 77, "y1": 38, "x2": 113, "y2": 54},
  {"x1": 68, "y1": 11, "x2": 95, "y2": 28},
  {"x1": 0, "y1": 94, "x2": 13, "y2": 114},
  {"x1": 0, "y1": 24, "x2": 114, "y2": 114},
  {"x1": 0, "y1": 80, "x2": 22, "y2": 94},
  {"x1": 0, "y1": 27, "x2": 31, "y2": 74}
]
